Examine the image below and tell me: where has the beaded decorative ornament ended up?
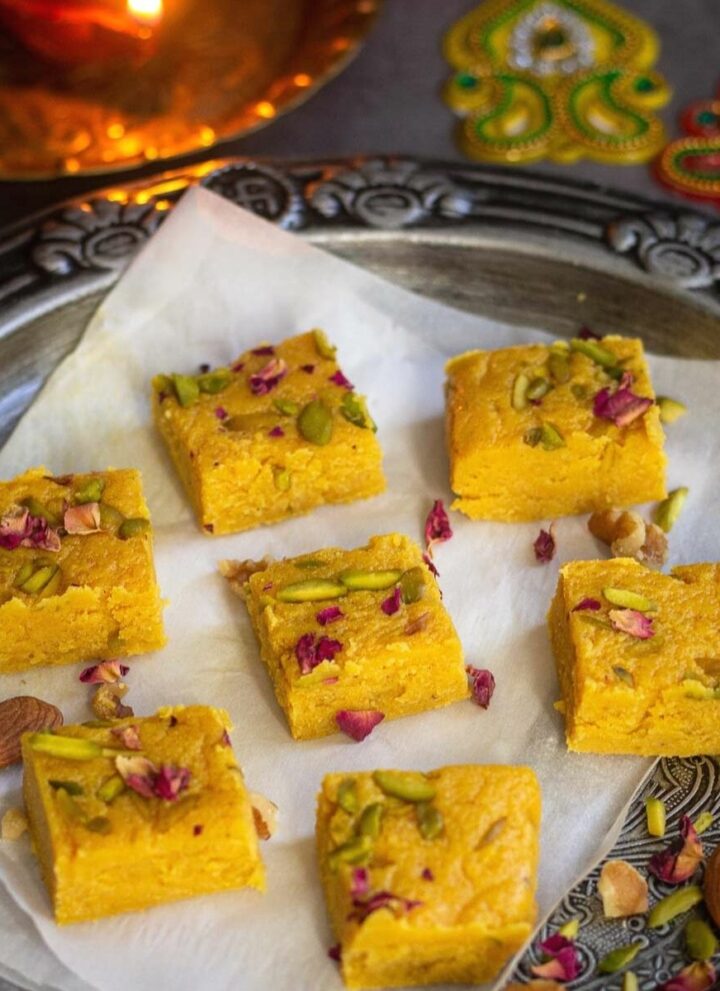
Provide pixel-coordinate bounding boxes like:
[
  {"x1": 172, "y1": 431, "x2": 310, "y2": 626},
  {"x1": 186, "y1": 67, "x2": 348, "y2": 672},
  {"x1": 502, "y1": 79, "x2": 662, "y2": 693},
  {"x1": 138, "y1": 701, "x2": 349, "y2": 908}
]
[
  {"x1": 443, "y1": 0, "x2": 671, "y2": 166},
  {"x1": 656, "y1": 83, "x2": 720, "y2": 208}
]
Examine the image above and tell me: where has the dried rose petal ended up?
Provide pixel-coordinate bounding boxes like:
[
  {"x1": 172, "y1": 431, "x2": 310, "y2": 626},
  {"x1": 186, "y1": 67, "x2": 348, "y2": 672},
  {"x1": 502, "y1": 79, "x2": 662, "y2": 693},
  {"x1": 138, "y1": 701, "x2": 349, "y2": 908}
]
[
  {"x1": 531, "y1": 934, "x2": 580, "y2": 982},
  {"x1": 349, "y1": 890, "x2": 422, "y2": 923},
  {"x1": 316, "y1": 606, "x2": 344, "y2": 626},
  {"x1": 193, "y1": 824, "x2": 203, "y2": 836},
  {"x1": 80, "y1": 660, "x2": 129, "y2": 684},
  {"x1": 336, "y1": 709, "x2": 385, "y2": 742},
  {"x1": 533, "y1": 525, "x2": 556, "y2": 563},
  {"x1": 268, "y1": 426, "x2": 285, "y2": 437},
  {"x1": 252, "y1": 345, "x2": 275, "y2": 356},
  {"x1": 421, "y1": 868, "x2": 434, "y2": 881},
  {"x1": 350, "y1": 867, "x2": 369, "y2": 897},
  {"x1": 0, "y1": 505, "x2": 61, "y2": 552},
  {"x1": 381, "y1": 587, "x2": 401, "y2": 616},
  {"x1": 329, "y1": 369, "x2": 353, "y2": 390},
  {"x1": 111, "y1": 725, "x2": 142, "y2": 750},
  {"x1": 649, "y1": 815, "x2": 704, "y2": 884},
  {"x1": 658, "y1": 963, "x2": 716, "y2": 991},
  {"x1": 323, "y1": 676, "x2": 339, "y2": 685},
  {"x1": 572, "y1": 598, "x2": 602, "y2": 612},
  {"x1": 328, "y1": 945, "x2": 342, "y2": 963},
  {"x1": 295, "y1": 634, "x2": 343, "y2": 674},
  {"x1": 467, "y1": 666, "x2": 495, "y2": 709},
  {"x1": 231, "y1": 361, "x2": 245, "y2": 372},
  {"x1": 578, "y1": 326, "x2": 601, "y2": 340},
  {"x1": 64, "y1": 502, "x2": 101, "y2": 535},
  {"x1": 423, "y1": 553, "x2": 439, "y2": 577},
  {"x1": 249, "y1": 358, "x2": 287, "y2": 395},
  {"x1": 115, "y1": 755, "x2": 157, "y2": 798},
  {"x1": 301, "y1": 364, "x2": 315, "y2": 374},
  {"x1": 593, "y1": 382, "x2": 653, "y2": 428},
  {"x1": 316, "y1": 637, "x2": 342, "y2": 662},
  {"x1": 424, "y1": 499, "x2": 452, "y2": 556},
  {"x1": 214, "y1": 406, "x2": 228, "y2": 420},
  {"x1": 220, "y1": 729, "x2": 231, "y2": 747},
  {"x1": 405, "y1": 611, "x2": 430, "y2": 635},
  {"x1": 153, "y1": 765, "x2": 191, "y2": 801},
  {"x1": 609, "y1": 609, "x2": 654, "y2": 639}
]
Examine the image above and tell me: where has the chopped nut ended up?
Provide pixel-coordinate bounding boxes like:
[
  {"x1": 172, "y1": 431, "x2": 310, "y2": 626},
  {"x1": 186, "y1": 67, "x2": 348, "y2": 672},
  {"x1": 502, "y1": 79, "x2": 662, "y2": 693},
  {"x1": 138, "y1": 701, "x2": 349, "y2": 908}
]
[
  {"x1": 92, "y1": 683, "x2": 133, "y2": 720},
  {"x1": 0, "y1": 696, "x2": 63, "y2": 768},
  {"x1": 249, "y1": 791, "x2": 278, "y2": 840},
  {"x1": 598, "y1": 859, "x2": 649, "y2": 917},
  {"x1": 1, "y1": 807, "x2": 28, "y2": 840},
  {"x1": 218, "y1": 558, "x2": 271, "y2": 599},
  {"x1": 640, "y1": 523, "x2": 669, "y2": 568},
  {"x1": 588, "y1": 508, "x2": 667, "y2": 567}
]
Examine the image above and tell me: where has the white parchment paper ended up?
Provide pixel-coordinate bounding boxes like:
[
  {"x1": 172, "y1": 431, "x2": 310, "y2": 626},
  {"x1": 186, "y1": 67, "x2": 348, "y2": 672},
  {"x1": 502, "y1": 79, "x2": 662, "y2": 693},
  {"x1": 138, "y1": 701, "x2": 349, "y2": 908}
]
[{"x1": 0, "y1": 187, "x2": 718, "y2": 991}]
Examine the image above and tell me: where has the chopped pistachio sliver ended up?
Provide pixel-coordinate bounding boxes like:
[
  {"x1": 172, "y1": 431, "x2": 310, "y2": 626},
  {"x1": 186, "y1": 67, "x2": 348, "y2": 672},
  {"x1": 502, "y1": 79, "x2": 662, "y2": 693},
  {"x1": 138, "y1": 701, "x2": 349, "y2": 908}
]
[
  {"x1": 74, "y1": 477, "x2": 105, "y2": 504},
  {"x1": 685, "y1": 918, "x2": 718, "y2": 961},
  {"x1": 603, "y1": 587, "x2": 658, "y2": 612},
  {"x1": 272, "y1": 467, "x2": 291, "y2": 492},
  {"x1": 373, "y1": 770, "x2": 435, "y2": 803},
  {"x1": 657, "y1": 396, "x2": 687, "y2": 424},
  {"x1": 539, "y1": 423, "x2": 565, "y2": 450},
  {"x1": 570, "y1": 337, "x2": 618, "y2": 369},
  {"x1": 598, "y1": 942, "x2": 641, "y2": 974},
  {"x1": 558, "y1": 918, "x2": 580, "y2": 939},
  {"x1": 13, "y1": 561, "x2": 34, "y2": 588},
  {"x1": 197, "y1": 368, "x2": 231, "y2": 394},
  {"x1": 85, "y1": 816, "x2": 112, "y2": 834},
  {"x1": 337, "y1": 778, "x2": 358, "y2": 814},
  {"x1": 511, "y1": 373, "x2": 530, "y2": 411},
  {"x1": 98, "y1": 502, "x2": 125, "y2": 530},
  {"x1": 297, "y1": 400, "x2": 333, "y2": 446},
  {"x1": 21, "y1": 496, "x2": 60, "y2": 524},
  {"x1": 97, "y1": 774, "x2": 126, "y2": 803},
  {"x1": 645, "y1": 797, "x2": 666, "y2": 837},
  {"x1": 55, "y1": 787, "x2": 84, "y2": 821},
  {"x1": 48, "y1": 780, "x2": 84, "y2": 796},
  {"x1": 416, "y1": 802, "x2": 444, "y2": 840},
  {"x1": 613, "y1": 665, "x2": 634, "y2": 687},
  {"x1": 172, "y1": 373, "x2": 200, "y2": 408},
  {"x1": 295, "y1": 559, "x2": 323, "y2": 570},
  {"x1": 328, "y1": 835, "x2": 372, "y2": 870},
  {"x1": 341, "y1": 392, "x2": 375, "y2": 431},
  {"x1": 313, "y1": 329, "x2": 336, "y2": 359},
  {"x1": 277, "y1": 579, "x2": 347, "y2": 603},
  {"x1": 339, "y1": 569, "x2": 402, "y2": 591},
  {"x1": 273, "y1": 398, "x2": 300, "y2": 416},
  {"x1": 399, "y1": 567, "x2": 426, "y2": 604},
  {"x1": 693, "y1": 811, "x2": 714, "y2": 835},
  {"x1": 20, "y1": 564, "x2": 59, "y2": 595},
  {"x1": 357, "y1": 803, "x2": 383, "y2": 839},
  {"x1": 682, "y1": 679, "x2": 715, "y2": 700},
  {"x1": 118, "y1": 517, "x2": 150, "y2": 540},
  {"x1": 548, "y1": 351, "x2": 570, "y2": 384},
  {"x1": 28, "y1": 733, "x2": 103, "y2": 761},
  {"x1": 647, "y1": 885, "x2": 703, "y2": 928},
  {"x1": 526, "y1": 377, "x2": 551, "y2": 401},
  {"x1": 654, "y1": 487, "x2": 689, "y2": 533}
]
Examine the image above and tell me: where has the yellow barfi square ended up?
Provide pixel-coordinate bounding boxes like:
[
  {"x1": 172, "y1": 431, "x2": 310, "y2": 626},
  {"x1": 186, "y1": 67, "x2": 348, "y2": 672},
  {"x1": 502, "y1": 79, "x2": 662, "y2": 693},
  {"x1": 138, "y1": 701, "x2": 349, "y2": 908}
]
[
  {"x1": 152, "y1": 330, "x2": 385, "y2": 535},
  {"x1": 0, "y1": 467, "x2": 165, "y2": 674},
  {"x1": 22, "y1": 705, "x2": 265, "y2": 923},
  {"x1": 240, "y1": 533, "x2": 468, "y2": 740},
  {"x1": 317, "y1": 764, "x2": 541, "y2": 989},
  {"x1": 445, "y1": 335, "x2": 666, "y2": 521},
  {"x1": 549, "y1": 558, "x2": 720, "y2": 756}
]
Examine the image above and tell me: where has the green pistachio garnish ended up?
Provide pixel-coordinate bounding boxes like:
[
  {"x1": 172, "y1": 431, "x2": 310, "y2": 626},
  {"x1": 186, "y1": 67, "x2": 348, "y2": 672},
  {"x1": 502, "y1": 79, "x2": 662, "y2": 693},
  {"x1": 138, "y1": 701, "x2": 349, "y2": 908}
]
[
  {"x1": 313, "y1": 329, "x2": 336, "y2": 359},
  {"x1": 570, "y1": 337, "x2": 618, "y2": 369},
  {"x1": 97, "y1": 774, "x2": 126, "y2": 804},
  {"x1": 654, "y1": 487, "x2": 689, "y2": 533},
  {"x1": 647, "y1": 885, "x2": 703, "y2": 928},
  {"x1": 21, "y1": 496, "x2": 60, "y2": 524},
  {"x1": 197, "y1": 368, "x2": 231, "y2": 394},
  {"x1": 524, "y1": 423, "x2": 565, "y2": 450},
  {"x1": 118, "y1": 517, "x2": 150, "y2": 540},
  {"x1": 657, "y1": 396, "x2": 687, "y2": 424},
  {"x1": 511, "y1": 373, "x2": 530, "y2": 411},
  {"x1": 645, "y1": 797, "x2": 666, "y2": 837},
  {"x1": 276, "y1": 579, "x2": 348, "y2": 603},
  {"x1": 74, "y1": 477, "x2": 105, "y2": 504},
  {"x1": 613, "y1": 665, "x2": 635, "y2": 687},
  {"x1": 171, "y1": 373, "x2": 200, "y2": 408},
  {"x1": 416, "y1": 802, "x2": 444, "y2": 840},
  {"x1": 682, "y1": 679, "x2": 716, "y2": 700},
  {"x1": 85, "y1": 816, "x2": 112, "y2": 834},
  {"x1": 558, "y1": 918, "x2": 580, "y2": 939},
  {"x1": 48, "y1": 780, "x2": 84, "y2": 795},
  {"x1": 328, "y1": 835, "x2": 372, "y2": 870},
  {"x1": 98, "y1": 502, "x2": 125, "y2": 530},
  {"x1": 693, "y1": 812, "x2": 714, "y2": 834},
  {"x1": 20, "y1": 564, "x2": 60, "y2": 595},
  {"x1": 341, "y1": 392, "x2": 375, "y2": 431},
  {"x1": 273, "y1": 398, "x2": 300, "y2": 416},
  {"x1": 548, "y1": 351, "x2": 570, "y2": 384},
  {"x1": 153, "y1": 374, "x2": 173, "y2": 394},
  {"x1": 339, "y1": 569, "x2": 402, "y2": 591},
  {"x1": 297, "y1": 400, "x2": 333, "y2": 445},
  {"x1": 272, "y1": 467, "x2": 291, "y2": 492},
  {"x1": 399, "y1": 567, "x2": 426, "y2": 604},
  {"x1": 526, "y1": 377, "x2": 551, "y2": 401},
  {"x1": 598, "y1": 943, "x2": 641, "y2": 974},
  {"x1": 336, "y1": 778, "x2": 358, "y2": 814},
  {"x1": 54, "y1": 787, "x2": 84, "y2": 821},
  {"x1": 623, "y1": 973, "x2": 639, "y2": 991},
  {"x1": 685, "y1": 918, "x2": 718, "y2": 961},
  {"x1": 357, "y1": 803, "x2": 383, "y2": 839},
  {"x1": 603, "y1": 587, "x2": 658, "y2": 612},
  {"x1": 372, "y1": 770, "x2": 435, "y2": 803},
  {"x1": 13, "y1": 561, "x2": 34, "y2": 588},
  {"x1": 28, "y1": 733, "x2": 103, "y2": 761}
]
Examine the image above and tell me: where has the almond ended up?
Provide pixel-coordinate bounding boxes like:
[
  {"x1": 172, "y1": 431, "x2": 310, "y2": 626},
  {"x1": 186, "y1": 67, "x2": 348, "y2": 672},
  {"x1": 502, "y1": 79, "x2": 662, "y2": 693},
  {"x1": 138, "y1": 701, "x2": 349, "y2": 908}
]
[
  {"x1": 704, "y1": 845, "x2": 720, "y2": 928},
  {"x1": 0, "y1": 696, "x2": 63, "y2": 768}
]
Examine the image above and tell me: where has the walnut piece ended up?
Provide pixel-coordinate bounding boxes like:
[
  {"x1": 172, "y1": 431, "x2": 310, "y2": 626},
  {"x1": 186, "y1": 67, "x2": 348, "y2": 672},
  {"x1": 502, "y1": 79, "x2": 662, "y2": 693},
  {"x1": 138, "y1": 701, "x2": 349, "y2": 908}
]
[
  {"x1": 598, "y1": 859, "x2": 648, "y2": 917},
  {"x1": 249, "y1": 791, "x2": 278, "y2": 840},
  {"x1": 588, "y1": 509, "x2": 667, "y2": 568},
  {"x1": 1, "y1": 807, "x2": 28, "y2": 841},
  {"x1": 92, "y1": 683, "x2": 133, "y2": 720},
  {"x1": 219, "y1": 558, "x2": 272, "y2": 600}
]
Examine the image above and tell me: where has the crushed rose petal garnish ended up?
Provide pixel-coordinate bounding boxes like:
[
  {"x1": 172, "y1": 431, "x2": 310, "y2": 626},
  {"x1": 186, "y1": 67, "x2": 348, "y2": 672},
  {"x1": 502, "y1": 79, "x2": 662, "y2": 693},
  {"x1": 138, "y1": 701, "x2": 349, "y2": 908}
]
[
  {"x1": 424, "y1": 500, "x2": 452, "y2": 557},
  {"x1": 329, "y1": 369, "x2": 354, "y2": 390},
  {"x1": 64, "y1": 502, "x2": 101, "y2": 535},
  {"x1": 220, "y1": 729, "x2": 231, "y2": 747},
  {"x1": 252, "y1": 345, "x2": 275, "y2": 356},
  {"x1": 657, "y1": 962, "x2": 716, "y2": 991},
  {"x1": 531, "y1": 934, "x2": 581, "y2": 982},
  {"x1": 268, "y1": 426, "x2": 285, "y2": 437},
  {"x1": 335, "y1": 709, "x2": 385, "y2": 742},
  {"x1": 316, "y1": 606, "x2": 344, "y2": 626},
  {"x1": 421, "y1": 868, "x2": 434, "y2": 881},
  {"x1": 323, "y1": 676, "x2": 339, "y2": 685},
  {"x1": 423, "y1": 553, "x2": 439, "y2": 577},
  {"x1": 593, "y1": 380, "x2": 653, "y2": 428},
  {"x1": 111, "y1": 725, "x2": 141, "y2": 750},
  {"x1": 350, "y1": 867, "x2": 370, "y2": 897},
  {"x1": 79, "y1": 660, "x2": 129, "y2": 684},
  {"x1": 533, "y1": 525, "x2": 556, "y2": 563},
  {"x1": 295, "y1": 634, "x2": 343, "y2": 674},
  {"x1": 116, "y1": 756, "x2": 191, "y2": 801},
  {"x1": 349, "y1": 890, "x2": 422, "y2": 923},
  {"x1": 609, "y1": 608, "x2": 655, "y2": 639},
  {"x1": 578, "y1": 326, "x2": 601, "y2": 340},
  {"x1": 0, "y1": 505, "x2": 61, "y2": 552},
  {"x1": 214, "y1": 406, "x2": 228, "y2": 420},
  {"x1": 231, "y1": 361, "x2": 245, "y2": 372},
  {"x1": 466, "y1": 666, "x2": 496, "y2": 709},
  {"x1": 572, "y1": 597, "x2": 602, "y2": 611},
  {"x1": 381, "y1": 587, "x2": 402, "y2": 616},
  {"x1": 193, "y1": 824, "x2": 204, "y2": 836},
  {"x1": 153, "y1": 765, "x2": 192, "y2": 801},
  {"x1": 249, "y1": 358, "x2": 287, "y2": 395},
  {"x1": 328, "y1": 945, "x2": 342, "y2": 963},
  {"x1": 301, "y1": 364, "x2": 315, "y2": 374},
  {"x1": 649, "y1": 815, "x2": 704, "y2": 884}
]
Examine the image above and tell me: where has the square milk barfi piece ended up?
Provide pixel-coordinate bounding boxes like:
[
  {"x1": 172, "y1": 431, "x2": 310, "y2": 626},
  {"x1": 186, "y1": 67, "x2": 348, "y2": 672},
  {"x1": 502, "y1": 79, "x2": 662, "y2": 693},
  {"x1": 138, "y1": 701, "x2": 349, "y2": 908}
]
[
  {"x1": 237, "y1": 533, "x2": 468, "y2": 740},
  {"x1": 445, "y1": 335, "x2": 666, "y2": 521},
  {"x1": 22, "y1": 705, "x2": 265, "y2": 923},
  {"x1": 152, "y1": 330, "x2": 385, "y2": 535},
  {"x1": 549, "y1": 558, "x2": 720, "y2": 756},
  {"x1": 317, "y1": 765, "x2": 541, "y2": 989},
  {"x1": 0, "y1": 467, "x2": 165, "y2": 673}
]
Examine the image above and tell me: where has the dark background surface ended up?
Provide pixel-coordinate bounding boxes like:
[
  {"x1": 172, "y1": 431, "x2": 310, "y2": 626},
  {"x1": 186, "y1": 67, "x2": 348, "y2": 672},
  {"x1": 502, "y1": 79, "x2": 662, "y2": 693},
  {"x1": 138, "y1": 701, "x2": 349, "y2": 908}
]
[{"x1": 1, "y1": 0, "x2": 719, "y2": 226}]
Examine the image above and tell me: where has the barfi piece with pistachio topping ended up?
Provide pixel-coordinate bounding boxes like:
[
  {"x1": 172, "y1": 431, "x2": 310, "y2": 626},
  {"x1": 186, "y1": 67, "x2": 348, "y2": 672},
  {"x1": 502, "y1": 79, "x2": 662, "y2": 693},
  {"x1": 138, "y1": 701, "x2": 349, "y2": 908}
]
[
  {"x1": 0, "y1": 467, "x2": 165, "y2": 673},
  {"x1": 232, "y1": 533, "x2": 468, "y2": 741},
  {"x1": 317, "y1": 764, "x2": 541, "y2": 988},
  {"x1": 21, "y1": 705, "x2": 265, "y2": 923},
  {"x1": 549, "y1": 558, "x2": 720, "y2": 755},
  {"x1": 152, "y1": 330, "x2": 385, "y2": 535},
  {"x1": 445, "y1": 335, "x2": 666, "y2": 522}
]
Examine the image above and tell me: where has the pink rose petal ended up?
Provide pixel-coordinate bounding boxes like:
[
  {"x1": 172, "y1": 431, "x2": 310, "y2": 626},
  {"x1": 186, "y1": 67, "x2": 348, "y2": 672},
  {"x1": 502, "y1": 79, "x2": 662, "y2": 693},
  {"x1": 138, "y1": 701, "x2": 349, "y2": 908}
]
[
  {"x1": 421, "y1": 868, "x2": 434, "y2": 881},
  {"x1": 111, "y1": 725, "x2": 141, "y2": 750},
  {"x1": 609, "y1": 608, "x2": 654, "y2": 639},
  {"x1": 295, "y1": 634, "x2": 343, "y2": 674},
  {"x1": 327, "y1": 945, "x2": 342, "y2": 963},
  {"x1": 79, "y1": 660, "x2": 129, "y2": 684},
  {"x1": 316, "y1": 637, "x2": 342, "y2": 662},
  {"x1": 268, "y1": 426, "x2": 285, "y2": 437},
  {"x1": 231, "y1": 361, "x2": 245, "y2": 372},
  {"x1": 578, "y1": 326, "x2": 601, "y2": 340},
  {"x1": 116, "y1": 756, "x2": 191, "y2": 802},
  {"x1": 220, "y1": 729, "x2": 231, "y2": 747},
  {"x1": 466, "y1": 666, "x2": 496, "y2": 709},
  {"x1": 64, "y1": 502, "x2": 101, "y2": 535},
  {"x1": 349, "y1": 890, "x2": 422, "y2": 923},
  {"x1": 0, "y1": 505, "x2": 61, "y2": 552},
  {"x1": 658, "y1": 962, "x2": 716, "y2": 991},
  {"x1": 335, "y1": 709, "x2": 384, "y2": 742},
  {"x1": 423, "y1": 553, "x2": 439, "y2": 578},
  {"x1": 424, "y1": 499, "x2": 452, "y2": 556},
  {"x1": 252, "y1": 345, "x2": 275, "y2": 356},
  {"x1": 215, "y1": 406, "x2": 228, "y2": 420},
  {"x1": 533, "y1": 525, "x2": 556, "y2": 563},
  {"x1": 316, "y1": 606, "x2": 344, "y2": 626},
  {"x1": 329, "y1": 369, "x2": 353, "y2": 390},
  {"x1": 572, "y1": 597, "x2": 602, "y2": 611},
  {"x1": 301, "y1": 364, "x2": 315, "y2": 374},
  {"x1": 249, "y1": 358, "x2": 287, "y2": 395},
  {"x1": 381, "y1": 587, "x2": 401, "y2": 616},
  {"x1": 350, "y1": 867, "x2": 369, "y2": 897},
  {"x1": 153, "y1": 765, "x2": 191, "y2": 801},
  {"x1": 531, "y1": 934, "x2": 580, "y2": 982},
  {"x1": 649, "y1": 815, "x2": 704, "y2": 884},
  {"x1": 593, "y1": 382, "x2": 653, "y2": 428}
]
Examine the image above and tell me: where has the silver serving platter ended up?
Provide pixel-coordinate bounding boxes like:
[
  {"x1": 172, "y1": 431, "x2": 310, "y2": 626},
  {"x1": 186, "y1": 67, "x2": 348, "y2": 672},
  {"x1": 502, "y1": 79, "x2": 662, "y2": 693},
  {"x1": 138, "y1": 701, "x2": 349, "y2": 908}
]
[{"x1": 0, "y1": 157, "x2": 719, "y2": 991}]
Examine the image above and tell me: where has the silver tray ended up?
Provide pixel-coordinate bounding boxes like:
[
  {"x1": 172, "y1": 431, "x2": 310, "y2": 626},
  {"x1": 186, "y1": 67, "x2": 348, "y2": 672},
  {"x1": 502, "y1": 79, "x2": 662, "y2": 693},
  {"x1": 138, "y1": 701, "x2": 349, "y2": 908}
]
[{"x1": 0, "y1": 157, "x2": 719, "y2": 991}]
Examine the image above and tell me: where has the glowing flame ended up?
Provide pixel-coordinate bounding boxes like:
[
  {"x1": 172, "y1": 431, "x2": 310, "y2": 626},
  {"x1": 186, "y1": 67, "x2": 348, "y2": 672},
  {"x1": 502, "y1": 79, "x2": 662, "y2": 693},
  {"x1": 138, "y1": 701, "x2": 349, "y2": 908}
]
[{"x1": 127, "y1": 0, "x2": 163, "y2": 25}]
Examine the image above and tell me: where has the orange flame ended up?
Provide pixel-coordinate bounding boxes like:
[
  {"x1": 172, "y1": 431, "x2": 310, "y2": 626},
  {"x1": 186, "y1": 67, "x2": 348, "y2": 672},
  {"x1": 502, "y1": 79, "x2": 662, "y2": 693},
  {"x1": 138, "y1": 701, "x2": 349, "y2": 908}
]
[{"x1": 127, "y1": 0, "x2": 163, "y2": 25}]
